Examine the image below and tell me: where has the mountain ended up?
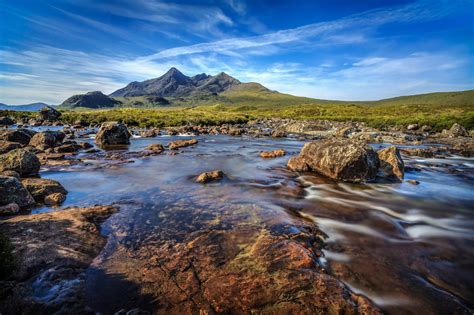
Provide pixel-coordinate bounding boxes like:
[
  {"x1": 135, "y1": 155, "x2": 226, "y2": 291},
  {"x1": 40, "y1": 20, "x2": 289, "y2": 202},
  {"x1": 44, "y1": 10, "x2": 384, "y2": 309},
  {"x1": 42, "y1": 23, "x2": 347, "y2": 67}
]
[
  {"x1": 0, "y1": 102, "x2": 50, "y2": 111},
  {"x1": 109, "y1": 67, "x2": 251, "y2": 98},
  {"x1": 60, "y1": 91, "x2": 121, "y2": 109}
]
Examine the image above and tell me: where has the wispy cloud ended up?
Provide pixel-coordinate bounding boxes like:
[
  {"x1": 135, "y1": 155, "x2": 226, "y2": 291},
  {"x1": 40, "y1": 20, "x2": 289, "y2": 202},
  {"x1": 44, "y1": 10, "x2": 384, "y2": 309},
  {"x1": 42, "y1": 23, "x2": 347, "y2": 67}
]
[{"x1": 140, "y1": 0, "x2": 455, "y2": 61}]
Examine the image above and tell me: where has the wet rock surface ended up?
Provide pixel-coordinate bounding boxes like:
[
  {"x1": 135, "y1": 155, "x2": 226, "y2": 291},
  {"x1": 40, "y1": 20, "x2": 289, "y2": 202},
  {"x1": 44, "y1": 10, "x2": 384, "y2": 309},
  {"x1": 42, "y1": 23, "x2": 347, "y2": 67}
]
[
  {"x1": 288, "y1": 139, "x2": 380, "y2": 182},
  {"x1": 196, "y1": 170, "x2": 224, "y2": 183},
  {"x1": 377, "y1": 146, "x2": 404, "y2": 181},
  {"x1": 168, "y1": 138, "x2": 198, "y2": 150},
  {"x1": 0, "y1": 205, "x2": 118, "y2": 314},
  {"x1": 260, "y1": 149, "x2": 286, "y2": 158}
]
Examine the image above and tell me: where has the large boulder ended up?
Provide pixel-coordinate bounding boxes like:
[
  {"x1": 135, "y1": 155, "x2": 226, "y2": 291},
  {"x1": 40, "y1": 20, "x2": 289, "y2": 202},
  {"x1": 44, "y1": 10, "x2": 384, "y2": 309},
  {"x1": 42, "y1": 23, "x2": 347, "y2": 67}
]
[
  {"x1": 0, "y1": 117, "x2": 15, "y2": 126},
  {"x1": 21, "y1": 178, "x2": 67, "y2": 202},
  {"x1": 287, "y1": 139, "x2": 379, "y2": 182},
  {"x1": 0, "y1": 149, "x2": 41, "y2": 175},
  {"x1": 377, "y1": 146, "x2": 404, "y2": 181},
  {"x1": 95, "y1": 122, "x2": 131, "y2": 146},
  {"x1": 0, "y1": 129, "x2": 36, "y2": 145},
  {"x1": 0, "y1": 175, "x2": 35, "y2": 209},
  {"x1": 442, "y1": 123, "x2": 469, "y2": 138},
  {"x1": 38, "y1": 106, "x2": 61, "y2": 121},
  {"x1": 29, "y1": 132, "x2": 57, "y2": 149},
  {"x1": 0, "y1": 141, "x2": 22, "y2": 154}
]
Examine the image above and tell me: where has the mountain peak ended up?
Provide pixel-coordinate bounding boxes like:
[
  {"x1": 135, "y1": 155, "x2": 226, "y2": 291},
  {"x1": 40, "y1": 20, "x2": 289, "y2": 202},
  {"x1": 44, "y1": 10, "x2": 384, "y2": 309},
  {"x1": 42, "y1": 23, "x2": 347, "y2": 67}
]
[{"x1": 109, "y1": 69, "x2": 246, "y2": 98}]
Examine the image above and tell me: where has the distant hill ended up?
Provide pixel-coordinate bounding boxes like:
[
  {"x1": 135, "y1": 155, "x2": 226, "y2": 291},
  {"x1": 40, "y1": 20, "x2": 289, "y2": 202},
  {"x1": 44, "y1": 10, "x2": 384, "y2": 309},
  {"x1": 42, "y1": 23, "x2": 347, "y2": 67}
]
[
  {"x1": 60, "y1": 91, "x2": 121, "y2": 109},
  {"x1": 0, "y1": 102, "x2": 50, "y2": 111},
  {"x1": 110, "y1": 67, "x2": 261, "y2": 98}
]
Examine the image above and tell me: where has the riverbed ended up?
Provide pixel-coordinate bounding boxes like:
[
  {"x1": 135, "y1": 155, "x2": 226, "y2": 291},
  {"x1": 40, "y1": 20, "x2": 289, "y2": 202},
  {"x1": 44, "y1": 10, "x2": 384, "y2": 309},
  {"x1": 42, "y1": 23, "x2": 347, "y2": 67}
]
[{"x1": 23, "y1": 132, "x2": 474, "y2": 314}]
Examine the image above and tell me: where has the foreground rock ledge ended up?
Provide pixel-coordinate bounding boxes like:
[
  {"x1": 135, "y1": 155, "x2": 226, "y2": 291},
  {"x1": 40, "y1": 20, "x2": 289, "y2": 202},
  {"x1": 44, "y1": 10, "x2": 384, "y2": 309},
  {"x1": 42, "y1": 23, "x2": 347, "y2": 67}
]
[{"x1": 0, "y1": 205, "x2": 118, "y2": 314}]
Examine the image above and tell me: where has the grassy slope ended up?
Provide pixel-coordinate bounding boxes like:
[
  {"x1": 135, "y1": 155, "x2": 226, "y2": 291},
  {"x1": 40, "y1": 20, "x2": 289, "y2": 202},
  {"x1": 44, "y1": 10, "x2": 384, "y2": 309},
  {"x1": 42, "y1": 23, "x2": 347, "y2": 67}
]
[{"x1": 2, "y1": 90, "x2": 473, "y2": 131}]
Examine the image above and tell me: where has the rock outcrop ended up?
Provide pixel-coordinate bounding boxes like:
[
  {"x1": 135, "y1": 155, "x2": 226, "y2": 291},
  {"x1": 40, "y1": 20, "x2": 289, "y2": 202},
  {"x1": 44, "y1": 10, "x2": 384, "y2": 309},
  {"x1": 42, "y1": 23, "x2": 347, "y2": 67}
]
[
  {"x1": 287, "y1": 139, "x2": 379, "y2": 182},
  {"x1": 0, "y1": 149, "x2": 41, "y2": 176},
  {"x1": 95, "y1": 122, "x2": 131, "y2": 146},
  {"x1": 0, "y1": 206, "x2": 118, "y2": 314}
]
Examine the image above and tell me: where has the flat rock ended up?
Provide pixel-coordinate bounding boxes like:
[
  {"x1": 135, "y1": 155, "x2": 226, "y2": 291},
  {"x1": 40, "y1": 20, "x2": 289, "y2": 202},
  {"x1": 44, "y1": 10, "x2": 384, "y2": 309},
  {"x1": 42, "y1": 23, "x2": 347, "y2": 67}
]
[
  {"x1": 168, "y1": 139, "x2": 198, "y2": 150},
  {"x1": 0, "y1": 205, "x2": 118, "y2": 314},
  {"x1": 260, "y1": 149, "x2": 286, "y2": 158}
]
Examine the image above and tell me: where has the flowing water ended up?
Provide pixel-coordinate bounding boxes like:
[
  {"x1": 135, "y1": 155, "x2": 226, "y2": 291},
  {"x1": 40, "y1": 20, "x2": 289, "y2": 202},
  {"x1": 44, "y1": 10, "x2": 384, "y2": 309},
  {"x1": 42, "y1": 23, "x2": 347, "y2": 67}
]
[{"x1": 31, "y1": 132, "x2": 474, "y2": 314}]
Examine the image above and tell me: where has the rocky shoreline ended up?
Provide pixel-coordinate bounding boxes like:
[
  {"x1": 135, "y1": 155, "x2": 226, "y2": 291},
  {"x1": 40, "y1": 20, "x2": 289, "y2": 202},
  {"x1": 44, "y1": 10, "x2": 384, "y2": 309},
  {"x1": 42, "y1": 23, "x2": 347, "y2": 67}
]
[{"x1": 0, "y1": 108, "x2": 472, "y2": 313}]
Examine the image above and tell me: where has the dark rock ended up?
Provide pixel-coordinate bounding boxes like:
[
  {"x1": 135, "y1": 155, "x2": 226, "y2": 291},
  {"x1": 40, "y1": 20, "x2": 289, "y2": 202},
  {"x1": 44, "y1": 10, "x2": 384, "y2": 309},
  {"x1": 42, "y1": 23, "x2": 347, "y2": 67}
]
[
  {"x1": 29, "y1": 132, "x2": 57, "y2": 149},
  {"x1": 288, "y1": 139, "x2": 379, "y2": 182},
  {"x1": 95, "y1": 122, "x2": 131, "y2": 146},
  {"x1": 0, "y1": 117, "x2": 15, "y2": 126},
  {"x1": 0, "y1": 170, "x2": 20, "y2": 179},
  {"x1": 38, "y1": 106, "x2": 61, "y2": 121},
  {"x1": 0, "y1": 175, "x2": 35, "y2": 209},
  {"x1": 0, "y1": 149, "x2": 41, "y2": 175},
  {"x1": 0, "y1": 129, "x2": 35, "y2": 145},
  {"x1": 0, "y1": 202, "x2": 20, "y2": 215}
]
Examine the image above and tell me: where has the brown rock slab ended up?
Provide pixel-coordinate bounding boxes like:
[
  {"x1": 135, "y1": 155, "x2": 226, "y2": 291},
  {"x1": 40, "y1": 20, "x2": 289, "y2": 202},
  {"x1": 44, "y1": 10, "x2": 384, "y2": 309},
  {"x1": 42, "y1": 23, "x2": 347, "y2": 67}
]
[
  {"x1": 168, "y1": 139, "x2": 198, "y2": 150},
  {"x1": 44, "y1": 192, "x2": 67, "y2": 205},
  {"x1": 0, "y1": 205, "x2": 118, "y2": 314}
]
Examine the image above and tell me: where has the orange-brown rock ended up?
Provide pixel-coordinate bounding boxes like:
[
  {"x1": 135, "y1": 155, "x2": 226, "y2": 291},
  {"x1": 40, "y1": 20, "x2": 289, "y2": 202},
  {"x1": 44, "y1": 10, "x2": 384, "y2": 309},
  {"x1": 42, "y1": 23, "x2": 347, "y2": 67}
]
[
  {"x1": 168, "y1": 139, "x2": 198, "y2": 150},
  {"x1": 377, "y1": 146, "x2": 404, "y2": 181},
  {"x1": 260, "y1": 149, "x2": 286, "y2": 158},
  {"x1": 196, "y1": 170, "x2": 224, "y2": 183}
]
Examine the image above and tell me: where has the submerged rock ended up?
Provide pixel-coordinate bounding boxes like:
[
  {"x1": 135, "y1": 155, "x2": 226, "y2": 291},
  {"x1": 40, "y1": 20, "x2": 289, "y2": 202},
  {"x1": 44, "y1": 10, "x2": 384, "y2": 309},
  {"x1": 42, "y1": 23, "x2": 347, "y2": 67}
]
[
  {"x1": 0, "y1": 175, "x2": 35, "y2": 209},
  {"x1": 95, "y1": 122, "x2": 131, "y2": 146},
  {"x1": 288, "y1": 139, "x2": 379, "y2": 182},
  {"x1": 377, "y1": 146, "x2": 404, "y2": 181},
  {"x1": 260, "y1": 149, "x2": 286, "y2": 158},
  {"x1": 196, "y1": 170, "x2": 224, "y2": 183},
  {"x1": 21, "y1": 178, "x2": 67, "y2": 203},
  {"x1": 0, "y1": 205, "x2": 118, "y2": 314},
  {"x1": 0, "y1": 148, "x2": 41, "y2": 176},
  {"x1": 168, "y1": 139, "x2": 198, "y2": 150}
]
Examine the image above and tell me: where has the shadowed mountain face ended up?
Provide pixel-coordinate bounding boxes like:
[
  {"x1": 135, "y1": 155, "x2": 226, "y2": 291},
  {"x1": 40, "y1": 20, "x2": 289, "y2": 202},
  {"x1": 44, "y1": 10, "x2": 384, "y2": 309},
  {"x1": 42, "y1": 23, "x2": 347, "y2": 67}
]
[
  {"x1": 61, "y1": 91, "x2": 121, "y2": 109},
  {"x1": 109, "y1": 67, "x2": 243, "y2": 98},
  {"x1": 0, "y1": 102, "x2": 50, "y2": 111}
]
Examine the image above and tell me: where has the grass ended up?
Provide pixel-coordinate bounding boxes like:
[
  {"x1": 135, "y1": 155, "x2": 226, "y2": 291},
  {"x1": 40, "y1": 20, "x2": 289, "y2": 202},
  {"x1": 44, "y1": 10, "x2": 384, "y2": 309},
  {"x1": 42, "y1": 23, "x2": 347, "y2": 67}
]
[{"x1": 1, "y1": 90, "x2": 473, "y2": 131}]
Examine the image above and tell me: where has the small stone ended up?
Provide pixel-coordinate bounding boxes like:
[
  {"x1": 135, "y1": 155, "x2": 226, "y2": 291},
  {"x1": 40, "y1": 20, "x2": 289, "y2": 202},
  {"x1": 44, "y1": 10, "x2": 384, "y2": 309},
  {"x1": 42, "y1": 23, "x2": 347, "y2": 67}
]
[
  {"x1": 407, "y1": 124, "x2": 419, "y2": 131},
  {"x1": 260, "y1": 149, "x2": 286, "y2": 158},
  {"x1": 196, "y1": 170, "x2": 224, "y2": 183},
  {"x1": 44, "y1": 193, "x2": 67, "y2": 206},
  {"x1": 406, "y1": 179, "x2": 420, "y2": 185}
]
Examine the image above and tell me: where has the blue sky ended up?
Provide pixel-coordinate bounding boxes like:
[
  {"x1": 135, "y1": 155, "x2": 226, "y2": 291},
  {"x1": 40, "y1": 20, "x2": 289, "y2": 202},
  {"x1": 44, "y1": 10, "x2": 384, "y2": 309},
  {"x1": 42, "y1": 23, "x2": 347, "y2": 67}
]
[{"x1": 0, "y1": 0, "x2": 473, "y2": 104}]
